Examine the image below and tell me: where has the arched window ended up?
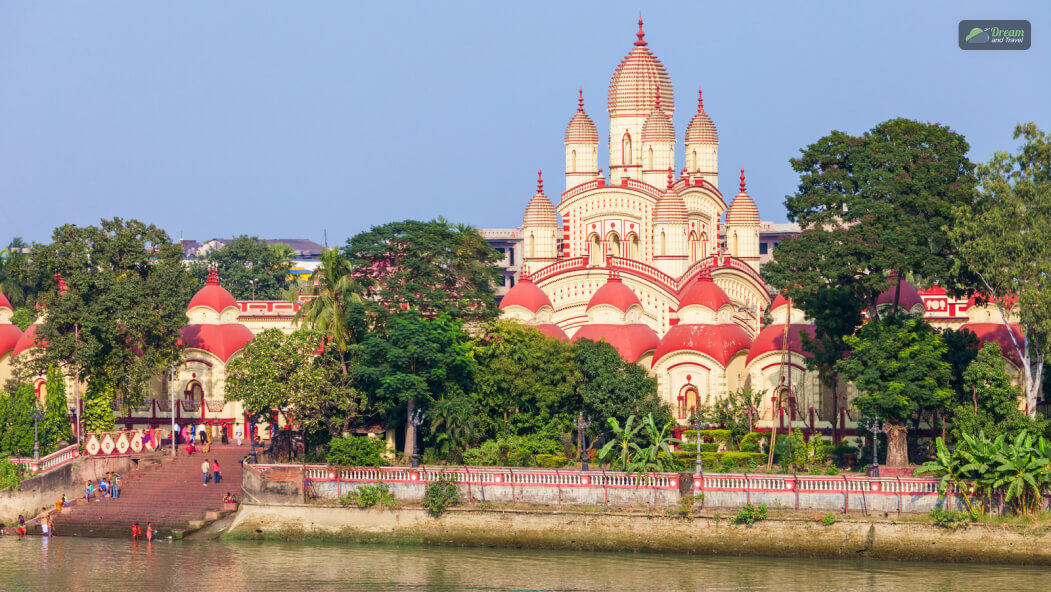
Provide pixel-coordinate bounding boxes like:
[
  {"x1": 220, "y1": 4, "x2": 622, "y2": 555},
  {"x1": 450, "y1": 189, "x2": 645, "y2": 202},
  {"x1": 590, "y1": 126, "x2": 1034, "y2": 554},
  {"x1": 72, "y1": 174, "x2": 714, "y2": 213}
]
[
  {"x1": 608, "y1": 233, "x2": 621, "y2": 257},
  {"x1": 185, "y1": 381, "x2": 203, "y2": 402},
  {"x1": 622, "y1": 132, "x2": 632, "y2": 165},
  {"x1": 689, "y1": 231, "x2": 699, "y2": 262},
  {"x1": 699, "y1": 232, "x2": 708, "y2": 259},
  {"x1": 589, "y1": 234, "x2": 602, "y2": 266},
  {"x1": 732, "y1": 232, "x2": 739, "y2": 257},
  {"x1": 526, "y1": 233, "x2": 535, "y2": 258},
  {"x1": 647, "y1": 147, "x2": 654, "y2": 170},
  {"x1": 624, "y1": 233, "x2": 639, "y2": 259},
  {"x1": 570, "y1": 150, "x2": 577, "y2": 173},
  {"x1": 678, "y1": 386, "x2": 699, "y2": 420},
  {"x1": 659, "y1": 231, "x2": 666, "y2": 256},
  {"x1": 690, "y1": 149, "x2": 697, "y2": 172}
]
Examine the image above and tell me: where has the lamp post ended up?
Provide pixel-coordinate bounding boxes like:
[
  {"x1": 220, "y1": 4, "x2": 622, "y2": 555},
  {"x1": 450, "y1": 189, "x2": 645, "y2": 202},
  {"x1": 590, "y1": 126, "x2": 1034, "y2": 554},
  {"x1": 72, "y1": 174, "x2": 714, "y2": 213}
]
[
  {"x1": 576, "y1": 411, "x2": 592, "y2": 471},
  {"x1": 409, "y1": 408, "x2": 424, "y2": 468},
  {"x1": 693, "y1": 407, "x2": 703, "y2": 475},
  {"x1": 74, "y1": 322, "x2": 81, "y2": 444},
  {"x1": 31, "y1": 406, "x2": 43, "y2": 461},
  {"x1": 864, "y1": 416, "x2": 883, "y2": 478},
  {"x1": 249, "y1": 279, "x2": 258, "y2": 300}
]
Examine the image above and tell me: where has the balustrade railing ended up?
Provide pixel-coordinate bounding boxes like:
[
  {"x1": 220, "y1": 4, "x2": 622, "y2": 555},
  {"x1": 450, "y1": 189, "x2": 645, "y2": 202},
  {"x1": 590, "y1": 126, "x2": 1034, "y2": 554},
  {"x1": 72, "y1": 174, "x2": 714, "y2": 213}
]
[{"x1": 8, "y1": 444, "x2": 80, "y2": 476}]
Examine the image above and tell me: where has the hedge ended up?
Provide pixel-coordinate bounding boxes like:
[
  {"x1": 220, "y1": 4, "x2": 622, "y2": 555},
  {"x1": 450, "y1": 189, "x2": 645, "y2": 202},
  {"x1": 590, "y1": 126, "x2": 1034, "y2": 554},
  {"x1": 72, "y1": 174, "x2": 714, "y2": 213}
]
[
  {"x1": 535, "y1": 454, "x2": 568, "y2": 468},
  {"x1": 680, "y1": 429, "x2": 732, "y2": 444},
  {"x1": 678, "y1": 443, "x2": 720, "y2": 453},
  {"x1": 739, "y1": 432, "x2": 765, "y2": 452}
]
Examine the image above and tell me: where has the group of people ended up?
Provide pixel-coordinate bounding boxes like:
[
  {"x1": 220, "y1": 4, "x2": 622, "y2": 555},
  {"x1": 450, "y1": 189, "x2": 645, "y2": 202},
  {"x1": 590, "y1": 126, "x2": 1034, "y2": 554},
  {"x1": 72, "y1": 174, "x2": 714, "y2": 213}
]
[
  {"x1": 1, "y1": 512, "x2": 55, "y2": 537},
  {"x1": 201, "y1": 458, "x2": 222, "y2": 485},
  {"x1": 84, "y1": 472, "x2": 122, "y2": 501},
  {"x1": 130, "y1": 522, "x2": 155, "y2": 541}
]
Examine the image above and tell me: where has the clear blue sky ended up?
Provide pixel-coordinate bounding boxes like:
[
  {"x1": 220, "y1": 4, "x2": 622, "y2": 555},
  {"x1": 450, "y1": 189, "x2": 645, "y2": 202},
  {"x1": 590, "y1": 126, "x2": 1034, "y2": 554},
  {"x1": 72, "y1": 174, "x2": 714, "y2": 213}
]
[{"x1": 2, "y1": 1, "x2": 1048, "y2": 245}]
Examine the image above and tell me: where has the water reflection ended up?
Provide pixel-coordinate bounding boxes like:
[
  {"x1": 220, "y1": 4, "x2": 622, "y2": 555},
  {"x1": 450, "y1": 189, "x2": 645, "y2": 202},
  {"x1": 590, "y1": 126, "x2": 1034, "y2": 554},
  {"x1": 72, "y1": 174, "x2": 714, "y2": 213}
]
[{"x1": 1, "y1": 536, "x2": 1048, "y2": 592}]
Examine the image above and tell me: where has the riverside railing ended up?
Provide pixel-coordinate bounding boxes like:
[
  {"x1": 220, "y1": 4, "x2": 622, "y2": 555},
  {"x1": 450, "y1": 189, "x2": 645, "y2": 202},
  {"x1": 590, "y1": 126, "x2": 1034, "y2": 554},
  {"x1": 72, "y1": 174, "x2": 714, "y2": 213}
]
[
  {"x1": 9, "y1": 443, "x2": 80, "y2": 476},
  {"x1": 250, "y1": 464, "x2": 1042, "y2": 514}
]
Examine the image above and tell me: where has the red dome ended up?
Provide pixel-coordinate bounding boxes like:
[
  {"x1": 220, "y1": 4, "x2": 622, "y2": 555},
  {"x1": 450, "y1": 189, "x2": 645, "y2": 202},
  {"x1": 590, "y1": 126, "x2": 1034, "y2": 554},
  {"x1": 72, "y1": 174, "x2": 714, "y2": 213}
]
[
  {"x1": 573, "y1": 323, "x2": 660, "y2": 363},
  {"x1": 0, "y1": 323, "x2": 23, "y2": 358},
  {"x1": 534, "y1": 323, "x2": 568, "y2": 341},
  {"x1": 745, "y1": 324, "x2": 817, "y2": 365},
  {"x1": 959, "y1": 323, "x2": 1024, "y2": 367},
  {"x1": 677, "y1": 274, "x2": 731, "y2": 312},
  {"x1": 652, "y1": 323, "x2": 752, "y2": 367},
  {"x1": 188, "y1": 268, "x2": 238, "y2": 313},
  {"x1": 499, "y1": 278, "x2": 552, "y2": 313},
  {"x1": 877, "y1": 275, "x2": 924, "y2": 312},
  {"x1": 12, "y1": 324, "x2": 44, "y2": 358},
  {"x1": 0, "y1": 292, "x2": 12, "y2": 311},
  {"x1": 588, "y1": 276, "x2": 641, "y2": 312},
  {"x1": 179, "y1": 324, "x2": 254, "y2": 363},
  {"x1": 769, "y1": 293, "x2": 790, "y2": 312}
]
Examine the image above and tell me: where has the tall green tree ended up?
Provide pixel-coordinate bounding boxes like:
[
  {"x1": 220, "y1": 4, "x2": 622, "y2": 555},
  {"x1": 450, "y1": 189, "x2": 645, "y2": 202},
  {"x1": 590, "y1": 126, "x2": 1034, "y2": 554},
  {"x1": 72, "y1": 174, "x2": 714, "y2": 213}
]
[
  {"x1": 951, "y1": 123, "x2": 1051, "y2": 417},
  {"x1": 836, "y1": 315, "x2": 953, "y2": 466},
  {"x1": 949, "y1": 341, "x2": 1044, "y2": 442},
  {"x1": 225, "y1": 329, "x2": 302, "y2": 425},
  {"x1": 765, "y1": 118, "x2": 977, "y2": 320},
  {"x1": 354, "y1": 311, "x2": 474, "y2": 460},
  {"x1": 190, "y1": 236, "x2": 294, "y2": 300},
  {"x1": 0, "y1": 238, "x2": 31, "y2": 308},
  {"x1": 574, "y1": 339, "x2": 672, "y2": 439},
  {"x1": 290, "y1": 248, "x2": 368, "y2": 373},
  {"x1": 44, "y1": 365, "x2": 74, "y2": 446},
  {"x1": 794, "y1": 286, "x2": 866, "y2": 441},
  {"x1": 472, "y1": 320, "x2": 581, "y2": 438},
  {"x1": 0, "y1": 383, "x2": 42, "y2": 457},
  {"x1": 23, "y1": 219, "x2": 193, "y2": 409},
  {"x1": 344, "y1": 219, "x2": 502, "y2": 323}
]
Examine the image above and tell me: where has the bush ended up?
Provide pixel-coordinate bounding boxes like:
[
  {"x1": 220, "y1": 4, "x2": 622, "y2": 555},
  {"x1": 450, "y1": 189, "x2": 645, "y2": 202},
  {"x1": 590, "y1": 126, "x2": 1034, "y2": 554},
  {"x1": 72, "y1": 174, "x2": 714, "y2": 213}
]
[
  {"x1": 822, "y1": 512, "x2": 836, "y2": 526},
  {"x1": 731, "y1": 503, "x2": 767, "y2": 525},
  {"x1": 535, "y1": 454, "x2": 568, "y2": 468},
  {"x1": 423, "y1": 472, "x2": 462, "y2": 517},
  {"x1": 681, "y1": 429, "x2": 732, "y2": 445},
  {"x1": 0, "y1": 458, "x2": 23, "y2": 491},
  {"x1": 341, "y1": 482, "x2": 398, "y2": 510},
  {"x1": 929, "y1": 508, "x2": 974, "y2": 530},
  {"x1": 327, "y1": 436, "x2": 386, "y2": 467},
  {"x1": 678, "y1": 443, "x2": 720, "y2": 453},
  {"x1": 739, "y1": 432, "x2": 764, "y2": 452},
  {"x1": 461, "y1": 435, "x2": 563, "y2": 467}
]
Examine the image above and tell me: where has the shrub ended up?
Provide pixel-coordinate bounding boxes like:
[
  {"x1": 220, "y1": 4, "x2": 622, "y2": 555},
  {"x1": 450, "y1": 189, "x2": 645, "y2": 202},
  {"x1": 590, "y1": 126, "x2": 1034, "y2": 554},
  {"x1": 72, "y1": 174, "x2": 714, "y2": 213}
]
[
  {"x1": 341, "y1": 482, "x2": 398, "y2": 510},
  {"x1": 681, "y1": 429, "x2": 732, "y2": 445},
  {"x1": 822, "y1": 512, "x2": 836, "y2": 526},
  {"x1": 535, "y1": 454, "x2": 568, "y2": 468},
  {"x1": 731, "y1": 503, "x2": 767, "y2": 525},
  {"x1": 423, "y1": 472, "x2": 462, "y2": 517},
  {"x1": 461, "y1": 435, "x2": 563, "y2": 467},
  {"x1": 677, "y1": 443, "x2": 720, "y2": 453},
  {"x1": 327, "y1": 436, "x2": 386, "y2": 467},
  {"x1": 929, "y1": 508, "x2": 974, "y2": 530},
  {"x1": 739, "y1": 432, "x2": 764, "y2": 452},
  {"x1": 0, "y1": 458, "x2": 23, "y2": 491}
]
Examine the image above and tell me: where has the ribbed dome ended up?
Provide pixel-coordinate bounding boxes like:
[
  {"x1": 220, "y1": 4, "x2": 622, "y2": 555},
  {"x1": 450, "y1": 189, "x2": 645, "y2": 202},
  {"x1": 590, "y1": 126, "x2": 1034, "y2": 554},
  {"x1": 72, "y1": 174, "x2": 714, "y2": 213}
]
[
  {"x1": 0, "y1": 292, "x2": 12, "y2": 311},
  {"x1": 653, "y1": 183, "x2": 687, "y2": 225},
  {"x1": 642, "y1": 89, "x2": 675, "y2": 142},
  {"x1": 769, "y1": 293, "x2": 790, "y2": 312},
  {"x1": 587, "y1": 274, "x2": 641, "y2": 312},
  {"x1": 180, "y1": 324, "x2": 255, "y2": 363},
  {"x1": 573, "y1": 324, "x2": 660, "y2": 363},
  {"x1": 523, "y1": 171, "x2": 559, "y2": 227},
  {"x1": 565, "y1": 89, "x2": 598, "y2": 144},
  {"x1": 499, "y1": 276, "x2": 552, "y2": 313},
  {"x1": 726, "y1": 169, "x2": 760, "y2": 226},
  {"x1": 0, "y1": 324, "x2": 23, "y2": 359},
  {"x1": 608, "y1": 18, "x2": 674, "y2": 116},
  {"x1": 187, "y1": 268, "x2": 238, "y2": 313},
  {"x1": 685, "y1": 88, "x2": 718, "y2": 144},
  {"x1": 12, "y1": 323, "x2": 43, "y2": 358},
  {"x1": 745, "y1": 324, "x2": 817, "y2": 366},
  {"x1": 877, "y1": 273, "x2": 924, "y2": 313},
  {"x1": 677, "y1": 272, "x2": 732, "y2": 312},
  {"x1": 652, "y1": 324, "x2": 752, "y2": 367},
  {"x1": 535, "y1": 323, "x2": 569, "y2": 341}
]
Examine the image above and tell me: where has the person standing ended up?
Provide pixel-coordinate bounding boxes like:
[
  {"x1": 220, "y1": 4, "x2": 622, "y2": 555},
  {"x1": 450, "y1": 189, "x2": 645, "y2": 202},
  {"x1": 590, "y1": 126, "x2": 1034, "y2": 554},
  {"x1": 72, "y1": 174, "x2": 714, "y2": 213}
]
[
  {"x1": 235, "y1": 425, "x2": 243, "y2": 446},
  {"x1": 146, "y1": 522, "x2": 154, "y2": 542},
  {"x1": 85, "y1": 481, "x2": 93, "y2": 500},
  {"x1": 111, "y1": 472, "x2": 120, "y2": 499},
  {"x1": 212, "y1": 459, "x2": 221, "y2": 484},
  {"x1": 45, "y1": 513, "x2": 55, "y2": 537},
  {"x1": 201, "y1": 458, "x2": 210, "y2": 486}
]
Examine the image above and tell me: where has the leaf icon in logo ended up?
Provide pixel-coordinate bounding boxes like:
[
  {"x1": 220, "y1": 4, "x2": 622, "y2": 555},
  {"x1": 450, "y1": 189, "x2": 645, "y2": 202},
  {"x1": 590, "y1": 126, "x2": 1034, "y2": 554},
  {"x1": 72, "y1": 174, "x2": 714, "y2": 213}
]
[{"x1": 966, "y1": 27, "x2": 990, "y2": 43}]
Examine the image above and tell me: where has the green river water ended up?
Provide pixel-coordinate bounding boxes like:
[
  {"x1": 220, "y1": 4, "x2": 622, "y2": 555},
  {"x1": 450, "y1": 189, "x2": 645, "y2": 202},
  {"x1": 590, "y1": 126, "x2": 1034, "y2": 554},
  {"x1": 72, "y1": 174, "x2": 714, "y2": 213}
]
[{"x1": 1, "y1": 536, "x2": 1049, "y2": 591}]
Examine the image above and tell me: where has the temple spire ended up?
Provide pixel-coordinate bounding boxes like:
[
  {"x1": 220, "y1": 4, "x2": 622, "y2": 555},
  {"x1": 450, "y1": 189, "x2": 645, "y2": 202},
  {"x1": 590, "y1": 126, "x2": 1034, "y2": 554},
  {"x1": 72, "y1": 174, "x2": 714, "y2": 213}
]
[
  {"x1": 634, "y1": 16, "x2": 647, "y2": 47},
  {"x1": 577, "y1": 88, "x2": 584, "y2": 112},
  {"x1": 739, "y1": 168, "x2": 747, "y2": 193},
  {"x1": 537, "y1": 169, "x2": 544, "y2": 194}
]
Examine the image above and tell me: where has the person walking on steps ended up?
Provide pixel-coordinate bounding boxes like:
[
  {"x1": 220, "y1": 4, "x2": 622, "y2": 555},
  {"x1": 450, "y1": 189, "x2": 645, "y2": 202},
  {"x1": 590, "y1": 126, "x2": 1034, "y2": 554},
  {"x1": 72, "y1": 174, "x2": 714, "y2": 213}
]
[
  {"x1": 202, "y1": 458, "x2": 211, "y2": 485},
  {"x1": 212, "y1": 459, "x2": 222, "y2": 484}
]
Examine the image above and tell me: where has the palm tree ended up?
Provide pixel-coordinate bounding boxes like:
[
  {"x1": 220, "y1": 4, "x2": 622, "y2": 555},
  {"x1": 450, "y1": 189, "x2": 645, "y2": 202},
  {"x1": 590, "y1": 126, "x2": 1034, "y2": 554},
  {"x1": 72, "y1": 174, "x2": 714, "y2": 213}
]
[
  {"x1": 0, "y1": 238, "x2": 29, "y2": 306},
  {"x1": 290, "y1": 249, "x2": 367, "y2": 373}
]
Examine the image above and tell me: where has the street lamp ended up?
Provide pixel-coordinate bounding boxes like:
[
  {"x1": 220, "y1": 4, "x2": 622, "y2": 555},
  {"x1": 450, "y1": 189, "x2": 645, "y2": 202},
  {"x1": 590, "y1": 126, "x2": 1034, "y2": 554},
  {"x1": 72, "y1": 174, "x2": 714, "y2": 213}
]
[
  {"x1": 31, "y1": 406, "x2": 43, "y2": 461},
  {"x1": 864, "y1": 416, "x2": 883, "y2": 478},
  {"x1": 249, "y1": 279, "x2": 258, "y2": 300},
  {"x1": 576, "y1": 411, "x2": 592, "y2": 471},
  {"x1": 410, "y1": 408, "x2": 424, "y2": 468},
  {"x1": 693, "y1": 407, "x2": 704, "y2": 475}
]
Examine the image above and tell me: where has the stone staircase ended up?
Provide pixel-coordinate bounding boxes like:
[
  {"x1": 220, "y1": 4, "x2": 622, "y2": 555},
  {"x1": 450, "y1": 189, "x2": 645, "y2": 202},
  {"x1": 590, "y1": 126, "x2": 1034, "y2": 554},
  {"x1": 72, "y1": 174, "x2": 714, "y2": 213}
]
[{"x1": 46, "y1": 444, "x2": 248, "y2": 539}]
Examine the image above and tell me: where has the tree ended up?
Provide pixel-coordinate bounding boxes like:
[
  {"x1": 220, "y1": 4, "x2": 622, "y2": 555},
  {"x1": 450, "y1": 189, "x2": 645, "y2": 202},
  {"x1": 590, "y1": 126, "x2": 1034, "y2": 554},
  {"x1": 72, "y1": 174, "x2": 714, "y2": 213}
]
[
  {"x1": 472, "y1": 321, "x2": 581, "y2": 439},
  {"x1": 22, "y1": 219, "x2": 193, "y2": 409},
  {"x1": 289, "y1": 346, "x2": 373, "y2": 438},
  {"x1": 794, "y1": 286, "x2": 866, "y2": 441},
  {"x1": 0, "y1": 239, "x2": 31, "y2": 308},
  {"x1": 949, "y1": 342, "x2": 1045, "y2": 442},
  {"x1": 82, "y1": 377, "x2": 115, "y2": 433},
  {"x1": 951, "y1": 123, "x2": 1051, "y2": 417},
  {"x1": 354, "y1": 311, "x2": 474, "y2": 460},
  {"x1": 574, "y1": 339, "x2": 672, "y2": 440},
  {"x1": 44, "y1": 365, "x2": 73, "y2": 446},
  {"x1": 344, "y1": 219, "x2": 502, "y2": 323},
  {"x1": 290, "y1": 248, "x2": 368, "y2": 374},
  {"x1": 0, "y1": 383, "x2": 40, "y2": 457},
  {"x1": 190, "y1": 236, "x2": 293, "y2": 300},
  {"x1": 765, "y1": 118, "x2": 977, "y2": 320},
  {"x1": 836, "y1": 315, "x2": 953, "y2": 466},
  {"x1": 225, "y1": 329, "x2": 301, "y2": 425}
]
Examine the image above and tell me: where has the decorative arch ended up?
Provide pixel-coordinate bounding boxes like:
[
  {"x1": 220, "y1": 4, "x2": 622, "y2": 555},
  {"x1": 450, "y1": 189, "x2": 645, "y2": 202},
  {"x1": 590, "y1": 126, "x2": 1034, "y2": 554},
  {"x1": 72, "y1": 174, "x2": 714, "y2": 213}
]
[
  {"x1": 659, "y1": 231, "x2": 667, "y2": 256},
  {"x1": 571, "y1": 150, "x2": 577, "y2": 173},
  {"x1": 690, "y1": 149, "x2": 697, "y2": 172},
  {"x1": 647, "y1": 146, "x2": 654, "y2": 170},
  {"x1": 607, "y1": 232, "x2": 621, "y2": 257},
  {"x1": 678, "y1": 384, "x2": 699, "y2": 420},
  {"x1": 622, "y1": 132, "x2": 632, "y2": 165},
  {"x1": 184, "y1": 380, "x2": 204, "y2": 402},
  {"x1": 625, "y1": 232, "x2": 640, "y2": 260},
  {"x1": 588, "y1": 234, "x2": 602, "y2": 266}
]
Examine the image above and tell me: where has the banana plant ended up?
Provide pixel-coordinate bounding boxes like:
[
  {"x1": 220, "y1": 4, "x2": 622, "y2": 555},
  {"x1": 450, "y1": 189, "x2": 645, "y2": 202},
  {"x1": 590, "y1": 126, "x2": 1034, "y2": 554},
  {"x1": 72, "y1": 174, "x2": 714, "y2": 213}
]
[
  {"x1": 598, "y1": 415, "x2": 644, "y2": 471},
  {"x1": 917, "y1": 437, "x2": 976, "y2": 515},
  {"x1": 957, "y1": 431, "x2": 1002, "y2": 515},
  {"x1": 991, "y1": 432, "x2": 1050, "y2": 516}
]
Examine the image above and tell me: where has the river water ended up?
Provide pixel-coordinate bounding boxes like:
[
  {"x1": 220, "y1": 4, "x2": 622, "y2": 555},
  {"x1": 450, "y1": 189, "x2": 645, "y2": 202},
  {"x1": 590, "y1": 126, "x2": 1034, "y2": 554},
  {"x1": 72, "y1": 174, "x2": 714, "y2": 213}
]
[{"x1": 1, "y1": 536, "x2": 1049, "y2": 591}]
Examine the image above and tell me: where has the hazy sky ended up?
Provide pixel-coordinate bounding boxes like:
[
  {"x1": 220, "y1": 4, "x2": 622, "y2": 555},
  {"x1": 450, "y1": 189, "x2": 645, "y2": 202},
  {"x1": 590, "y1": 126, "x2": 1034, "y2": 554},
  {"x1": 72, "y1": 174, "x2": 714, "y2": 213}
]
[{"x1": 2, "y1": 1, "x2": 1049, "y2": 245}]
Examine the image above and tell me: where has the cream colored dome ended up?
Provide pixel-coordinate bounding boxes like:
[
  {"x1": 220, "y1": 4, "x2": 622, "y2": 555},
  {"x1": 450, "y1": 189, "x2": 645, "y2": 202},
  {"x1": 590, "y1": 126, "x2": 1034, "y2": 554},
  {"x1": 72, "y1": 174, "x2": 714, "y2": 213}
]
[
  {"x1": 641, "y1": 89, "x2": 675, "y2": 143},
  {"x1": 523, "y1": 170, "x2": 559, "y2": 227},
  {"x1": 685, "y1": 88, "x2": 718, "y2": 144},
  {"x1": 608, "y1": 18, "x2": 674, "y2": 116},
  {"x1": 653, "y1": 174, "x2": 687, "y2": 225},
  {"x1": 726, "y1": 169, "x2": 760, "y2": 226},
  {"x1": 565, "y1": 89, "x2": 598, "y2": 144}
]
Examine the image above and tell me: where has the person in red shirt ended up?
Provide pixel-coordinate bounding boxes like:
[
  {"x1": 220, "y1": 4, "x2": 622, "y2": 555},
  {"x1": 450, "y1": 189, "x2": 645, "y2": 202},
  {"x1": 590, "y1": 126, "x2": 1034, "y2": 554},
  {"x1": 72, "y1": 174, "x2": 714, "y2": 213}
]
[{"x1": 131, "y1": 522, "x2": 141, "y2": 540}]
